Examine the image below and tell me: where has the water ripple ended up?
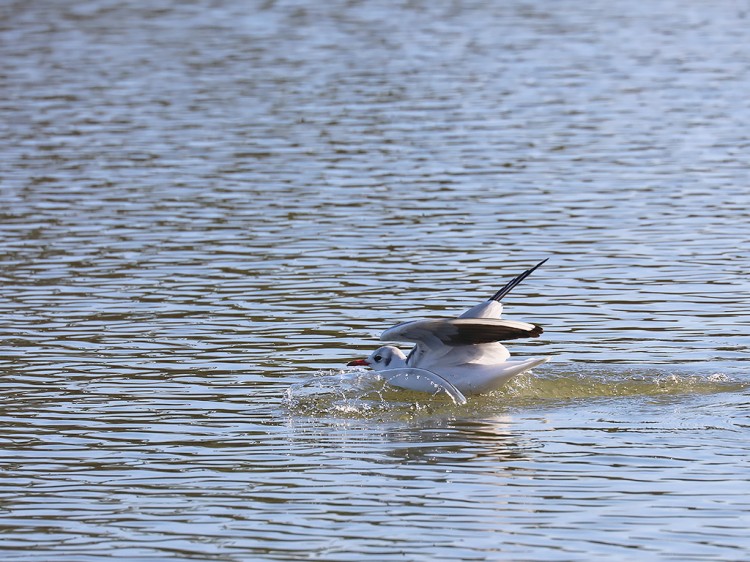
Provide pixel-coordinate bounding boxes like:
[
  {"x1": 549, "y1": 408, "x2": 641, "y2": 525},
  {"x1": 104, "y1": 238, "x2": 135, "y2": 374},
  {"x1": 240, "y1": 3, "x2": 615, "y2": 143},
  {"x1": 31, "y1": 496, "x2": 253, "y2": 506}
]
[{"x1": 2, "y1": 0, "x2": 750, "y2": 560}]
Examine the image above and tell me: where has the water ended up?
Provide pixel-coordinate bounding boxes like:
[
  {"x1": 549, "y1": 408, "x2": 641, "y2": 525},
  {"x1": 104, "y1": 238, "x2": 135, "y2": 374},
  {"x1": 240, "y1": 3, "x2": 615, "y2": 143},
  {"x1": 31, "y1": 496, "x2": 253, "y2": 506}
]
[{"x1": 2, "y1": 0, "x2": 750, "y2": 560}]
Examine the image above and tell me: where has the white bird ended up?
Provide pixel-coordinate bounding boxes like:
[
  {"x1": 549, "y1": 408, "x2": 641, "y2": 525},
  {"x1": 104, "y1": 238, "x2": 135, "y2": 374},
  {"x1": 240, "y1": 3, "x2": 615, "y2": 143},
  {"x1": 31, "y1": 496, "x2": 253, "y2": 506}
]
[{"x1": 347, "y1": 259, "x2": 551, "y2": 400}]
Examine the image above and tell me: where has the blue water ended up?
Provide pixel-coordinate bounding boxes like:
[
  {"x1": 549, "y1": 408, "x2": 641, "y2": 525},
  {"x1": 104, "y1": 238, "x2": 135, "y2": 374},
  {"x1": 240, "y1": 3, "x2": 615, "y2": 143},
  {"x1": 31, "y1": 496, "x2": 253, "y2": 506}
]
[{"x1": 2, "y1": 1, "x2": 750, "y2": 560}]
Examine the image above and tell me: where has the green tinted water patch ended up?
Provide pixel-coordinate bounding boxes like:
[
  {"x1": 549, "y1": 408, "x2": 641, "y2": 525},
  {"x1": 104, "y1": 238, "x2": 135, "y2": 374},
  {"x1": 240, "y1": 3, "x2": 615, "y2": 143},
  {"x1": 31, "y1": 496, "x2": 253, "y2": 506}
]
[{"x1": 501, "y1": 366, "x2": 746, "y2": 401}]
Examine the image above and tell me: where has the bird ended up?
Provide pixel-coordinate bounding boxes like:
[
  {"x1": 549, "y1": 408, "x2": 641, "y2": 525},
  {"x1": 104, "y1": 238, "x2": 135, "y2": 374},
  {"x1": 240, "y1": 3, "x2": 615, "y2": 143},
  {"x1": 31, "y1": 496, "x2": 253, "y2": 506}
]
[{"x1": 347, "y1": 259, "x2": 550, "y2": 399}]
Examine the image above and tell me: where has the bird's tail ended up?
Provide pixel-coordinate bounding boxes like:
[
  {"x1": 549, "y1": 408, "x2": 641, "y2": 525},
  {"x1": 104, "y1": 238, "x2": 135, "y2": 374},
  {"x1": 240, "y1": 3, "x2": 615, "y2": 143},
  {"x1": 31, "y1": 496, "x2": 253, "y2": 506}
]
[{"x1": 489, "y1": 258, "x2": 548, "y2": 302}]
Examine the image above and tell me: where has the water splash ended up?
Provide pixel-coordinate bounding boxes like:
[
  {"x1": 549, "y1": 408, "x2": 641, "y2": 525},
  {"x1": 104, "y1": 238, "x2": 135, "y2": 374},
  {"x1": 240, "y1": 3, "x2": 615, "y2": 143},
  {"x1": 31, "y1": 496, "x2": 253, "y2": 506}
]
[
  {"x1": 285, "y1": 365, "x2": 748, "y2": 418},
  {"x1": 284, "y1": 369, "x2": 465, "y2": 418}
]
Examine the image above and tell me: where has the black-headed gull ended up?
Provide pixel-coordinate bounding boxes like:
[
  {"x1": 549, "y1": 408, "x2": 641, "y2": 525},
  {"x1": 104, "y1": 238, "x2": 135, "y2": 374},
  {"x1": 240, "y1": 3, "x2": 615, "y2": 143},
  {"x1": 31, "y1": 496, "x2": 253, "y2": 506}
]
[{"x1": 348, "y1": 259, "x2": 550, "y2": 399}]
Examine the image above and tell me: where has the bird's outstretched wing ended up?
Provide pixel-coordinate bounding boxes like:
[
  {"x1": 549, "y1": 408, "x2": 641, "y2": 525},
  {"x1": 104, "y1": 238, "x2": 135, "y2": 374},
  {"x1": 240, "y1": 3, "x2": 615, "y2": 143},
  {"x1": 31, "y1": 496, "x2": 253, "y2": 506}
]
[
  {"x1": 381, "y1": 318, "x2": 543, "y2": 347},
  {"x1": 458, "y1": 258, "x2": 548, "y2": 319},
  {"x1": 381, "y1": 318, "x2": 542, "y2": 371},
  {"x1": 488, "y1": 258, "x2": 548, "y2": 302}
]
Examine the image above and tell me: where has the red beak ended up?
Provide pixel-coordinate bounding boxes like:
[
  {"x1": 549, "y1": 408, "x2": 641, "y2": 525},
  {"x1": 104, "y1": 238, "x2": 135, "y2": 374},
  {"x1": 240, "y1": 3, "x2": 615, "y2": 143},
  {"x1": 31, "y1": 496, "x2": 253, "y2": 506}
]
[{"x1": 347, "y1": 359, "x2": 369, "y2": 367}]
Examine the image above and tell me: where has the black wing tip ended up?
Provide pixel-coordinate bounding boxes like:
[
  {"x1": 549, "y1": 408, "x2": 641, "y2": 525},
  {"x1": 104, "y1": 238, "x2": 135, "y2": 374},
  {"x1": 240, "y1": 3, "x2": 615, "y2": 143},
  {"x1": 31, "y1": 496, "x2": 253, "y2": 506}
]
[
  {"x1": 530, "y1": 324, "x2": 544, "y2": 338},
  {"x1": 489, "y1": 257, "x2": 549, "y2": 302}
]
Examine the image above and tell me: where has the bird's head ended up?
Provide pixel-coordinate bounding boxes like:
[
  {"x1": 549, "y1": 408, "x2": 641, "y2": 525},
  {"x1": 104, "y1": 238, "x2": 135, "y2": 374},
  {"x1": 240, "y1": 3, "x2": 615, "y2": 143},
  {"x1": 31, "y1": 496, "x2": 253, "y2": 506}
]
[{"x1": 347, "y1": 345, "x2": 407, "y2": 371}]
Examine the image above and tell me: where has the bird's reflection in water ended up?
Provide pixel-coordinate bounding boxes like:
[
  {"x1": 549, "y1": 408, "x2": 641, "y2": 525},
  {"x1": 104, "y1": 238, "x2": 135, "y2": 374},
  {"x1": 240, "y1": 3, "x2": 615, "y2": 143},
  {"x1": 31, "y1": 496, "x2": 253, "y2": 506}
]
[{"x1": 379, "y1": 416, "x2": 535, "y2": 467}]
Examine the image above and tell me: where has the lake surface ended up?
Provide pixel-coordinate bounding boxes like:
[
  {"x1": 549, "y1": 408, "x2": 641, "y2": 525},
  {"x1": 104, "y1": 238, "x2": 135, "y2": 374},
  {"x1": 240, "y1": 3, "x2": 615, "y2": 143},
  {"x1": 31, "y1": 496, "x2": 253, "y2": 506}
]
[{"x1": 2, "y1": 0, "x2": 750, "y2": 560}]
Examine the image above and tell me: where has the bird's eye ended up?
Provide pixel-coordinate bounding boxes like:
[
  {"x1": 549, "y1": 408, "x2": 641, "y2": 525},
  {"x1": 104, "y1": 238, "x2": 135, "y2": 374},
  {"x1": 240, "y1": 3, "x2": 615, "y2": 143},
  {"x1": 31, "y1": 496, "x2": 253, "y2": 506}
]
[{"x1": 374, "y1": 355, "x2": 382, "y2": 362}]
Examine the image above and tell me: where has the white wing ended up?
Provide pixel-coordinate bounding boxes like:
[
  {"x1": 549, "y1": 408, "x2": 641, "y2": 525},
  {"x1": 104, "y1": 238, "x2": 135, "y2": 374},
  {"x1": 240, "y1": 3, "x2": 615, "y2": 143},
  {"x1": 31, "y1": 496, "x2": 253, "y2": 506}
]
[
  {"x1": 381, "y1": 318, "x2": 543, "y2": 346},
  {"x1": 458, "y1": 299, "x2": 503, "y2": 319},
  {"x1": 380, "y1": 318, "x2": 543, "y2": 371}
]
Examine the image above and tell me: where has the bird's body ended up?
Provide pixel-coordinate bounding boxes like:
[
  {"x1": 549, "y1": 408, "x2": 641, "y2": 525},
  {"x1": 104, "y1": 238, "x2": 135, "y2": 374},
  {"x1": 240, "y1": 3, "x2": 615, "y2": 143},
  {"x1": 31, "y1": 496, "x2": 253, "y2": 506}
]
[{"x1": 348, "y1": 259, "x2": 551, "y2": 397}]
